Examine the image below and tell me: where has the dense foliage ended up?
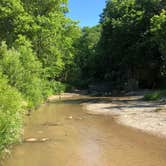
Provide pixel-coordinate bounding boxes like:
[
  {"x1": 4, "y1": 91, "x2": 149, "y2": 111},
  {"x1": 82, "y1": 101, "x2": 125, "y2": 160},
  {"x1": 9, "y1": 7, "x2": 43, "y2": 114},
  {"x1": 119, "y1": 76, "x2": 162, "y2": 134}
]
[
  {"x1": 0, "y1": 72, "x2": 24, "y2": 153},
  {"x1": 0, "y1": 0, "x2": 80, "y2": 154},
  {"x1": 74, "y1": 0, "x2": 166, "y2": 90},
  {"x1": 70, "y1": 26, "x2": 101, "y2": 87},
  {"x1": 101, "y1": 0, "x2": 166, "y2": 89}
]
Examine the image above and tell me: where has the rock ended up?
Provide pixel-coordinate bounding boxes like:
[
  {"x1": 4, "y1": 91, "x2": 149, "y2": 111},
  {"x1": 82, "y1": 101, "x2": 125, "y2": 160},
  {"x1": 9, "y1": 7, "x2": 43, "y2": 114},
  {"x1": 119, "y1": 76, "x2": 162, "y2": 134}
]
[
  {"x1": 67, "y1": 116, "x2": 73, "y2": 119},
  {"x1": 25, "y1": 137, "x2": 50, "y2": 143},
  {"x1": 158, "y1": 122, "x2": 162, "y2": 126},
  {"x1": 25, "y1": 138, "x2": 38, "y2": 142},
  {"x1": 75, "y1": 117, "x2": 83, "y2": 120},
  {"x1": 40, "y1": 138, "x2": 49, "y2": 142},
  {"x1": 42, "y1": 122, "x2": 62, "y2": 126}
]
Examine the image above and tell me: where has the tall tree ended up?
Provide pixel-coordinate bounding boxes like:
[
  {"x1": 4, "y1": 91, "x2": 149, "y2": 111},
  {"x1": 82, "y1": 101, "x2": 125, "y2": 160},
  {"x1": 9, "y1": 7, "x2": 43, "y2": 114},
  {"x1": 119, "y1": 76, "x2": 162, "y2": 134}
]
[
  {"x1": 71, "y1": 25, "x2": 101, "y2": 86},
  {"x1": 95, "y1": 0, "x2": 165, "y2": 89},
  {"x1": 21, "y1": 0, "x2": 80, "y2": 80}
]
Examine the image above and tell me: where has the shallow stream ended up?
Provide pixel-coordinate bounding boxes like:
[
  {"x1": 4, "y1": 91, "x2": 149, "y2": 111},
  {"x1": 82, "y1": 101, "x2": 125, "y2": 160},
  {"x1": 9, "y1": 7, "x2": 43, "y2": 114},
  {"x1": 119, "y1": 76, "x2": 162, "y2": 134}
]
[{"x1": 4, "y1": 97, "x2": 166, "y2": 166}]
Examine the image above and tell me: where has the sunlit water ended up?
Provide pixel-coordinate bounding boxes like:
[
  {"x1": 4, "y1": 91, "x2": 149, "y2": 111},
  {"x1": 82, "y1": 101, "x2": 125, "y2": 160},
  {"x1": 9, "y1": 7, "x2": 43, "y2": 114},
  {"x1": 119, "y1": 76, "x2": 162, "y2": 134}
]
[{"x1": 3, "y1": 97, "x2": 166, "y2": 166}]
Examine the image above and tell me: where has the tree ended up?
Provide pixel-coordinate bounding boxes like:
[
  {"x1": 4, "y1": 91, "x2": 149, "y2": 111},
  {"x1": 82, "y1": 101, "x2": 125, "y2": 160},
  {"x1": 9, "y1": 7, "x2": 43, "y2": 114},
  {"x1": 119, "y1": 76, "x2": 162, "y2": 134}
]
[
  {"x1": 151, "y1": 9, "x2": 166, "y2": 76},
  {"x1": 20, "y1": 0, "x2": 80, "y2": 80},
  {"x1": 95, "y1": 0, "x2": 164, "y2": 89},
  {"x1": 71, "y1": 25, "x2": 101, "y2": 86}
]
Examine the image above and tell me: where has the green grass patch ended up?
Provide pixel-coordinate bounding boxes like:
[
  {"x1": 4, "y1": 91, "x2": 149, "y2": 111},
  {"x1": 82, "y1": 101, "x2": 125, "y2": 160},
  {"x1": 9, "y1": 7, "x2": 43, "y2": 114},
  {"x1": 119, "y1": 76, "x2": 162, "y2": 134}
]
[
  {"x1": 143, "y1": 90, "x2": 166, "y2": 101},
  {"x1": 144, "y1": 91, "x2": 161, "y2": 100}
]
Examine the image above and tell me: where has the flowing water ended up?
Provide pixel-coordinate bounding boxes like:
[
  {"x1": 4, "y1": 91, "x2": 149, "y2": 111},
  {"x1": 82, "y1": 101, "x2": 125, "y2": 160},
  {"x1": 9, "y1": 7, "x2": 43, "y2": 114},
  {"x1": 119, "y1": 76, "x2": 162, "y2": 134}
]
[{"x1": 3, "y1": 97, "x2": 166, "y2": 166}]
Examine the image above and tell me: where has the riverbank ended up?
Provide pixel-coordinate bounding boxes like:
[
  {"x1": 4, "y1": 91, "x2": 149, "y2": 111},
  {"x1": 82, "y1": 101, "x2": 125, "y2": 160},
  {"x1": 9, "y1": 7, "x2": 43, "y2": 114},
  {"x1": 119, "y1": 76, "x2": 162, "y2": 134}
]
[
  {"x1": 47, "y1": 93, "x2": 81, "y2": 101},
  {"x1": 48, "y1": 92, "x2": 166, "y2": 138},
  {"x1": 84, "y1": 95, "x2": 166, "y2": 138}
]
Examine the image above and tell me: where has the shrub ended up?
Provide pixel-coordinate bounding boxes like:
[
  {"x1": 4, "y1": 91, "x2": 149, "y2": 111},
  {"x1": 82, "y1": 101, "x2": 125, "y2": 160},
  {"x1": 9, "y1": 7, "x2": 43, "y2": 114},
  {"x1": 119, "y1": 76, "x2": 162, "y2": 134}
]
[
  {"x1": 49, "y1": 81, "x2": 66, "y2": 94},
  {"x1": 0, "y1": 72, "x2": 24, "y2": 154},
  {"x1": 144, "y1": 91, "x2": 161, "y2": 100},
  {"x1": 0, "y1": 41, "x2": 46, "y2": 108}
]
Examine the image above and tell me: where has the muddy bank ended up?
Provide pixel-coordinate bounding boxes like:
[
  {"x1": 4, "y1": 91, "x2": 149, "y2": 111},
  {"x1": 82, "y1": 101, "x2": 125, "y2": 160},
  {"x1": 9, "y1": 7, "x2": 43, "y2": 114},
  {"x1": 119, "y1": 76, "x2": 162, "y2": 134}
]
[{"x1": 84, "y1": 95, "x2": 166, "y2": 138}]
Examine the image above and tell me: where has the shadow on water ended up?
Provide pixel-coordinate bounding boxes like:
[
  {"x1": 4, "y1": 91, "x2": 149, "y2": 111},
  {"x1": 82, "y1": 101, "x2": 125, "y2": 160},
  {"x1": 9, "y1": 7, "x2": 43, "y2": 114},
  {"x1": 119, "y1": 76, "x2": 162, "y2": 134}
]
[
  {"x1": 49, "y1": 95, "x2": 164, "y2": 109},
  {"x1": 49, "y1": 96, "x2": 144, "y2": 105}
]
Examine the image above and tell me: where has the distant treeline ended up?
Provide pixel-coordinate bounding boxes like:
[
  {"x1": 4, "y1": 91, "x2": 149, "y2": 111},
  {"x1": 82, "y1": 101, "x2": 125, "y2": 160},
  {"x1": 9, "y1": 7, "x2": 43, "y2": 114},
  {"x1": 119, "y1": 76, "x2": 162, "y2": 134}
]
[{"x1": 73, "y1": 0, "x2": 166, "y2": 91}]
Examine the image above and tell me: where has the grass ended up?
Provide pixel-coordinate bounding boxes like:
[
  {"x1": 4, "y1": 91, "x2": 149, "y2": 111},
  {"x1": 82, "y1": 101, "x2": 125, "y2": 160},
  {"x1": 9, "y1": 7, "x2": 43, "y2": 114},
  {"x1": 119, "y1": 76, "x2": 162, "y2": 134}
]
[{"x1": 143, "y1": 90, "x2": 166, "y2": 101}]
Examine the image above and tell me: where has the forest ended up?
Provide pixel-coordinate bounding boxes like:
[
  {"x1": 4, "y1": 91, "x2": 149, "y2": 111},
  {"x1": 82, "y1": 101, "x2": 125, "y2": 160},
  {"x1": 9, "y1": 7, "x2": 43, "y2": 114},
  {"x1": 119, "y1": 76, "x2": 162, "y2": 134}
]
[{"x1": 0, "y1": 0, "x2": 166, "y2": 156}]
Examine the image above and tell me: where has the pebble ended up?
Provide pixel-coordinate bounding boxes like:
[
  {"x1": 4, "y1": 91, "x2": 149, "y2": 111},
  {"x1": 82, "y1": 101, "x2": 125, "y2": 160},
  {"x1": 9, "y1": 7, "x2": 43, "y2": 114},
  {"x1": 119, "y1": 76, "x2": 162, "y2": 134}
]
[
  {"x1": 25, "y1": 138, "x2": 37, "y2": 142},
  {"x1": 158, "y1": 122, "x2": 162, "y2": 126},
  {"x1": 40, "y1": 138, "x2": 49, "y2": 142},
  {"x1": 75, "y1": 117, "x2": 83, "y2": 120},
  {"x1": 25, "y1": 137, "x2": 50, "y2": 142},
  {"x1": 68, "y1": 116, "x2": 73, "y2": 119}
]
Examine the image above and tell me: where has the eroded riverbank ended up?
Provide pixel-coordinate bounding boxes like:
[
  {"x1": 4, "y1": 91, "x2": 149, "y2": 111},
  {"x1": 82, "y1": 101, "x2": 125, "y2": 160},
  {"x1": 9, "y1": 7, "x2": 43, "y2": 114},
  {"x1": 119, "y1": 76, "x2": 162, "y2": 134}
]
[{"x1": 3, "y1": 95, "x2": 166, "y2": 166}]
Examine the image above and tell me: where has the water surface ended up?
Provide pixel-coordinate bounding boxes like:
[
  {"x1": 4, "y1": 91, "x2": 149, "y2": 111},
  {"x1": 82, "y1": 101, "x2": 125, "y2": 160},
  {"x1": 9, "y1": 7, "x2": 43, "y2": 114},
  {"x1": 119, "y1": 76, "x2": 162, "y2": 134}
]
[{"x1": 4, "y1": 97, "x2": 166, "y2": 166}]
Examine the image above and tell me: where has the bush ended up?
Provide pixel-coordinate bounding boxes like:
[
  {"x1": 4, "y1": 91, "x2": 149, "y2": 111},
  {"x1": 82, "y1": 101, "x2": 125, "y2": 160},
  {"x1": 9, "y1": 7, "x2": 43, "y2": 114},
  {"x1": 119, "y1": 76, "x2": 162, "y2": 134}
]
[
  {"x1": 63, "y1": 83, "x2": 74, "y2": 92},
  {"x1": 22, "y1": 77, "x2": 44, "y2": 108},
  {"x1": 0, "y1": 72, "x2": 24, "y2": 154},
  {"x1": 144, "y1": 91, "x2": 161, "y2": 100},
  {"x1": 0, "y1": 40, "x2": 46, "y2": 108},
  {"x1": 49, "y1": 81, "x2": 66, "y2": 94}
]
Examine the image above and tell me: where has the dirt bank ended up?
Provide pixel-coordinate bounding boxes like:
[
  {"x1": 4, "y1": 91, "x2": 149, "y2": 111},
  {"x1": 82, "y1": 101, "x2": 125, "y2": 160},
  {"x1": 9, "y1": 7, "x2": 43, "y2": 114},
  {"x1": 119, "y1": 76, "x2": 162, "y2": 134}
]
[{"x1": 84, "y1": 96, "x2": 166, "y2": 138}]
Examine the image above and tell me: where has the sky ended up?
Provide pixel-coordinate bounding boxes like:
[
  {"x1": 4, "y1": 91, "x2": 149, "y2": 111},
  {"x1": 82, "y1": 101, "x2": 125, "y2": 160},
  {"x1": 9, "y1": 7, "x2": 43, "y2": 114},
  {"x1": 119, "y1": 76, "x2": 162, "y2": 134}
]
[{"x1": 67, "y1": 0, "x2": 106, "y2": 27}]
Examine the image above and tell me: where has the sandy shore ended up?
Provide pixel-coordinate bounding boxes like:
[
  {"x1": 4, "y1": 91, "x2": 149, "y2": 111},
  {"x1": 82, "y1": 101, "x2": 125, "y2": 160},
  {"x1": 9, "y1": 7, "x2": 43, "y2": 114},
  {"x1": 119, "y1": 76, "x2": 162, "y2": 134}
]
[
  {"x1": 47, "y1": 93, "x2": 80, "y2": 101},
  {"x1": 48, "y1": 93, "x2": 166, "y2": 138},
  {"x1": 84, "y1": 96, "x2": 166, "y2": 138}
]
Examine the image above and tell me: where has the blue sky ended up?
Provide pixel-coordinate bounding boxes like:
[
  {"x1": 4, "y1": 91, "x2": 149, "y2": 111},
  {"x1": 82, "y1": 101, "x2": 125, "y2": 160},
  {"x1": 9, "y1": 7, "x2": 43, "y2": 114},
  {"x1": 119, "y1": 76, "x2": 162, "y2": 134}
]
[{"x1": 67, "y1": 0, "x2": 106, "y2": 27}]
